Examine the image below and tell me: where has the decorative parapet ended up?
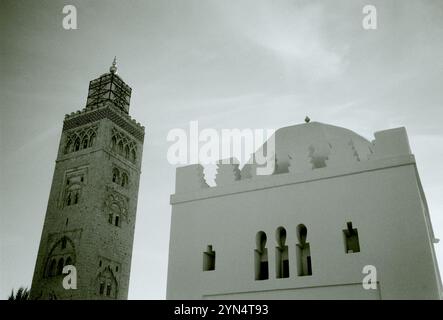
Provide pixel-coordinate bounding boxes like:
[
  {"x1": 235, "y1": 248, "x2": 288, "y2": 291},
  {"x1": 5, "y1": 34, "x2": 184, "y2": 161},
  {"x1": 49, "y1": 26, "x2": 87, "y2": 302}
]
[
  {"x1": 215, "y1": 158, "x2": 241, "y2": 186},
  {"x1": 288, "y1": 148, "x2": 313, "y2": 174},
  {"x1": 326, "y1": 139, "x2": 360, "y2": 168},
  {"x1": 175, "y1": 164, "x2": 209, "y2": 194},
  {"x1": 173, "y1": 126, "x2": 413, "y2": 196},
  {"x1": 63, "y1": 102, "x2": 145, "y2": 142}
]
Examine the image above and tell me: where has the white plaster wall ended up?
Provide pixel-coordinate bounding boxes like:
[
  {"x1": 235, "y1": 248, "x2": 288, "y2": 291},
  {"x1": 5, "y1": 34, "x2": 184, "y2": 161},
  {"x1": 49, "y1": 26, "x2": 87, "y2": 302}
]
[{"x1": 167, "y1": 162, "x2": 441, "y2": 299}]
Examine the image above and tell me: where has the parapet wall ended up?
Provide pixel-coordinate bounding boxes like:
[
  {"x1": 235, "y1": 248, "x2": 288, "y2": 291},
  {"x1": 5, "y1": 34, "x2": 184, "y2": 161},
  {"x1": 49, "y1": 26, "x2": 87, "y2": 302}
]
[{"x1": 173, "y1": 127, "x2": 413, "y2": 198}]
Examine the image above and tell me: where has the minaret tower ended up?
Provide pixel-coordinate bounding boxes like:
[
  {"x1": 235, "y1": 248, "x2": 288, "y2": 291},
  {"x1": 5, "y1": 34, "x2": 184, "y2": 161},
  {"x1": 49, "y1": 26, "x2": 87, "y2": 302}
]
[{"x1": 30, "y1": 59, "x2": 145, "y2": 299}]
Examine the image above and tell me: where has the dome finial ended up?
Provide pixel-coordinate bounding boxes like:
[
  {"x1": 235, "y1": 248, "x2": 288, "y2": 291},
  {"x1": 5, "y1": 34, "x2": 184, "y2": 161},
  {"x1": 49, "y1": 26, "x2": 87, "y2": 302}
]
[
  {"x1": 110, "y1": 56, "x2": 117, "y2": 74},
  {"x1": 305, "y1": 116, "x2": 311, "y2": 123}
]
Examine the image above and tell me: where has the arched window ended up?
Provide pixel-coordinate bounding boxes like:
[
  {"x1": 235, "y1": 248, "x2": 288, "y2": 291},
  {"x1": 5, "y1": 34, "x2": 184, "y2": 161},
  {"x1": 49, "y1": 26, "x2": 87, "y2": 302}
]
[
  {"x1": 66, "y1": 192, "x2": 72, "y2": 206},
  {"x1": 48, "y1": 259, "x2": 56, "y2": 277},
  {"x1": 99, "y1": 282, "x2": 105, "y2": 295},
  {"x1": 56, "y1": 258, "x2": 64, "y2": 275},
  {"x1": 82, "y1": 137, "x2": 89, "y2": 149},
  {"x1": 61, "y1": 237, "x2": 67, "y2": 249},
  {"x1": 109, "y1": 203, "x2": 121, "y2": 227},
  {"x1": 96, "y1": 268, "x2": 118, "y2": 298},
  {"x1": 276, "y1": 227, "x2": 289, "y2": 278},
  {"x1": 130, "y1": 149, "x2": 136, "y2": 163},
  {"x1": 74, "y1": 138, "x2": 81, "y2": 152},
  {"x1": 106, "y1": 283, "x2": 112, "y2": 296},
  {"x1": 65, "y1": 184, "x2": 81, "y2": 207},
  {"x1": 74, "y1": 192, "x2": 79, "y2": 204},
  {"x1": 118, "y1": 141, "x2": 124, "y2": 155},
  {"x1": 124, "y1": 145, "x2": 130, "y2": 159},
  {"x1": 111, "y1": 136, "x2": 117, "y2": 151},
  {"x1": 296, "y1": 224, "x2": 312, "y2": 276},
  {"x1": 65, "y1": 256, "x2": 72, "y2": 266},
  {"x1": 65, "y1": 139, "x2": 72, "y2": 154},
  {"x1": 112, "y1": 168, "x2": 120, "y2": 183},
  {"x1": 255, "y1": 231, "x2": 268, "y2": 280},
  {"x1": 121, "y1": 173, "x2": 128, "y2": 187},
  {"x1": 89, "y1": 133, "x2": 96, "y2": 147}
]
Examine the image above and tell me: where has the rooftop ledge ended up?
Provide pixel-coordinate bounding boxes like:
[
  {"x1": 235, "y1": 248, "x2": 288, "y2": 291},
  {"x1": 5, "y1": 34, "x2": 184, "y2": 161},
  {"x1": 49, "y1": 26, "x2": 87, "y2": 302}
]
[{"x1": 170, "y1": 154, "x2": 416, "y2": 204}]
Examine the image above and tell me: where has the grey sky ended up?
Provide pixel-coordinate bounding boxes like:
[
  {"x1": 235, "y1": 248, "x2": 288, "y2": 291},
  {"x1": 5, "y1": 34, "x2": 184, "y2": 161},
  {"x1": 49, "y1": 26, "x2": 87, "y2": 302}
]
[{"x1": 1, "y1": 0, "x2": 442, "y2": 299}]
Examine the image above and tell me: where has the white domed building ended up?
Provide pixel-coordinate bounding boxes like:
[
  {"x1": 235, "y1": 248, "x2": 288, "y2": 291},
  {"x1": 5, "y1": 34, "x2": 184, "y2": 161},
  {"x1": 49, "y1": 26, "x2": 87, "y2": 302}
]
[{"x1": 166, "y1": 122, "x2": 442, "y2": 299}]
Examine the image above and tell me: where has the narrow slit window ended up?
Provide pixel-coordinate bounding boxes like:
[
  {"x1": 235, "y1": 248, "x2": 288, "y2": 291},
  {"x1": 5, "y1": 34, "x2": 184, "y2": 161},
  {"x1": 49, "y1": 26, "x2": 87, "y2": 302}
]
[
  {"x1": 203, "y1": 245, "x2": 216, "y2": 271},
  {"x1": 343, "y1": 222, "x2": 360, "y2": 253},
  {"x1": 296, "y1": 224, "x2": 312, "y2": 276},
  {"x1": 255, "y1": 231, "x2": 269, "y2": 280},
  {"x1": 275, "y1": 227, "x2": 289, "y2": 278}
]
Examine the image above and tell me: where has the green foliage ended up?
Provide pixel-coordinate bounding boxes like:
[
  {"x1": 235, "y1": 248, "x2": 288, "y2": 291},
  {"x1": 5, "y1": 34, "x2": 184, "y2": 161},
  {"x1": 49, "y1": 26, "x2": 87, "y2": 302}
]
[{"x1": 8, "y1": 287, "x2": 30, "y2": 300}]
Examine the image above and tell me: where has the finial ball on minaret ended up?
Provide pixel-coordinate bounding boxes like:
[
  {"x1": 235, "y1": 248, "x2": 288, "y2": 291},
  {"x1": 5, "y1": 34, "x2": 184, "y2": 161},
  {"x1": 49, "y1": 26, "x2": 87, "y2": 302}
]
[
  {"x1": 305, "y1": 116, "x2": 311, "y2": 123},
  {"x1": 110, "y1": 56, "x2": 117, "y2": 74}
]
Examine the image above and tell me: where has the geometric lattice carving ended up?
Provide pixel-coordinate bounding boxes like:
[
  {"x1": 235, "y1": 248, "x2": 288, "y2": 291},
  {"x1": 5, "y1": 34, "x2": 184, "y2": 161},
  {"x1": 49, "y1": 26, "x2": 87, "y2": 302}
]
[
  {"x1": 64, "y1": 124, "x2": 98, "y2": 154},
  {"x1": 110, "y1": 127, "x2": 137, "y2": 164}
]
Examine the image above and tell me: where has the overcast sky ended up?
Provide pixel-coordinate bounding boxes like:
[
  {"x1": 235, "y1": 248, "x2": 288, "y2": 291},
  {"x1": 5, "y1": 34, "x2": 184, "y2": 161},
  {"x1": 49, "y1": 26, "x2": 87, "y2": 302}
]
[{"x1": 1, "y1": 0, "x2": 442, "y2": 299}]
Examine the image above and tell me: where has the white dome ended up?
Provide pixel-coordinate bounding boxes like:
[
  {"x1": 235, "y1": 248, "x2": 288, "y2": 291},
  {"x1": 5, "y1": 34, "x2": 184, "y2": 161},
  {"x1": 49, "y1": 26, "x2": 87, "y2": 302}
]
[{"x1": 243, "y1": 122, "x2": 374, "y2": 175}]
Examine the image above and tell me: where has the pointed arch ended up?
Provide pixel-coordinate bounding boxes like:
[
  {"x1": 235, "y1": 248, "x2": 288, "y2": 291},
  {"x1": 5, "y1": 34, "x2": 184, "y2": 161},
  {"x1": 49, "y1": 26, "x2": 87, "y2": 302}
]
[
  {"x1": 56, "y1": 258, "x2": 64, "y2": 275},
  {"x1": 74, "y1": 137, "x2": 81, "y2": 152},
  {"x1": 121, "y1": 173, "x2": 128, "y2": 187},
  {"x1": 117, "y1": 141, "x2": 124, "y2": 155},
  {"x1": 65, "y1": 139, "x2": 72, "y2": 154},
  {"x1": 96, "y1": 267, "x2": 118, "y2": 298},
  {"x1": 112, "y1": 168, "x2": 120, "y2": 183},
  {"x1": 48, "y1": 259, "x2": 56, "y2": 277},
  {"x1": 111, "y1": 136, "x2": 117, "y2": 151},
  {"x1": 89, "y1": 132, "x2": 96, "y2": 147},
  {"x1": 82, "y1": 136, "x2": 89, "y2": 149},
  {"x1": 45, "y1": 236, "x2": 77, "y2": 277}
]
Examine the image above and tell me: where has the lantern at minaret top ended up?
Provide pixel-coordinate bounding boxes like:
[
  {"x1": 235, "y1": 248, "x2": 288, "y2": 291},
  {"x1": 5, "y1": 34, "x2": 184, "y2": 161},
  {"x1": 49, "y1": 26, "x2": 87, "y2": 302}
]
[{"x1": 85, "y1": 57, "x2": 132, "y2": 114}]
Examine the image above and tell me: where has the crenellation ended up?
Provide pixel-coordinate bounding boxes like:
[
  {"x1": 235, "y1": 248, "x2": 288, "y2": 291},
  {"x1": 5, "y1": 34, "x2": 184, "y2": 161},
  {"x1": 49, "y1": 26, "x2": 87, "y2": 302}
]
[
  {"x1": 215, "y1": 158, "x2": 241, "y2": 186},
  {"x1": 173, "y1": 126, "x2": 415, "y2": 196},
  {"x1": 326, "y1": 139, "x2": 360, "y2": 168},
  {"x1": 175, "y1": 164, "x2": 208, "y2": 193}
]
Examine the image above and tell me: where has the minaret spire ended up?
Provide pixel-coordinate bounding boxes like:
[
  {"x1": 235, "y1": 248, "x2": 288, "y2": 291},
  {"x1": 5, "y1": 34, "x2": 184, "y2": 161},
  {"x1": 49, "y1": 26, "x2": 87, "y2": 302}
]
[{"x1": 110, "y1": 56, "x2": 117, "y2": 74}]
